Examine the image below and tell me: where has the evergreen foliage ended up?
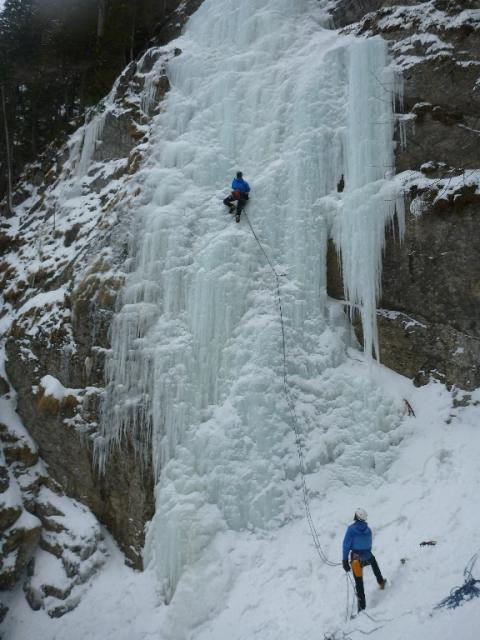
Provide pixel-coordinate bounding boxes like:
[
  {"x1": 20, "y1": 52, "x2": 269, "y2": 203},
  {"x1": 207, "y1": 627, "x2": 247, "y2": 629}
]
[{"x1": 0, "y1": 0, "x2": 182, "y2": 208}]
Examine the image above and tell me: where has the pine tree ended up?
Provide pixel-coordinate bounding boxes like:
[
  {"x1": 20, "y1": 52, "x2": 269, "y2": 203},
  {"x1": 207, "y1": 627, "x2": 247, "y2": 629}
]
[{"x1": 0, "y1": 0, "x2": 186, "y2": 208}]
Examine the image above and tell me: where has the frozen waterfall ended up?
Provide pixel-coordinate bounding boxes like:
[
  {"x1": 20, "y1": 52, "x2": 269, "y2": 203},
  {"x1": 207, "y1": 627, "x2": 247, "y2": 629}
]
[{"x1": 97, "y1": 0, "x2": 404, "y2": 602}]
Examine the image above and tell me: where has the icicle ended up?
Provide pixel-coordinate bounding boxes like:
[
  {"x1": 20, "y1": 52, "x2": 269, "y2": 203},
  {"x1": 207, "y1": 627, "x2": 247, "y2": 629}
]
[
  {"x1": 330, "y1": 36, "x2": 405, "y2": 360},
  {"x1": 74, "y1": 111, "x2": 108, "y2": 179},
  {"x1": 140, "y1": 51, "x2": 167, "y2": 116},
  {"x1": 74, "y1": 76, "x2": 120, "y2": 180}
]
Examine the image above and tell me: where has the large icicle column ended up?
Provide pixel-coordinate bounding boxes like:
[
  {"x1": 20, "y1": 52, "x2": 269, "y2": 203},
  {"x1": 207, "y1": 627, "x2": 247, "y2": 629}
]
[
  {"x1": 97, "y1": 0, "x2": 403, "y2": 603},
  {"x1": 329, "y1": 37, "x2": 404, "y2": 360}
]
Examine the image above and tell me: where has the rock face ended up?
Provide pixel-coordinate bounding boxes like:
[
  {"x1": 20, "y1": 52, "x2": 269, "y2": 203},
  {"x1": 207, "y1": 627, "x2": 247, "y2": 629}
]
[
  {"x1": 0, "y1": 40, "x2": 184, "y2": 623},
  {"x1": 0, "y1": 406, "x2": 42, "y2": 596},
  {"x1": 1, "y1": 47, "x2": 173, "y2": 571},
  {"x1": 327, "y1": 0, "x2": 480, "y2": 389},
  {"x1": 24, "y1": 485, "x2": 107, "y2": 619},
  {"x1": 379, "y1": 200, "x2": 480, "y2": 389},
  {"x1": 330, "y1": 0, "x2": 386, "y2": 27},
  {"x1": 1, "y1": 0, "x2": 206, "y2": 609},
  {"x1": 0, "y1": 402, "x2": 107, "y2": 619}
]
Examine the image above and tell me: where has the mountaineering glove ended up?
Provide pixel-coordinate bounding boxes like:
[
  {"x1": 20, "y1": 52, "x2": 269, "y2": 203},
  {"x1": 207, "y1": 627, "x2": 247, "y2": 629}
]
[{"x1": 343, "y1": 559, "x2": 351, "y2": 572}]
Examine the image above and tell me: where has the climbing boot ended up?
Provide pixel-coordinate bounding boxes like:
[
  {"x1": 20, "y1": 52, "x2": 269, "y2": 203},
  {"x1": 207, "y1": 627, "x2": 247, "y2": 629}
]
[
  {"x1": 235, "y1": 213, "x2": 240, "y2": 223},
  {"x1": 378, "y1": 579, "x2": 387, "y2": 590}
]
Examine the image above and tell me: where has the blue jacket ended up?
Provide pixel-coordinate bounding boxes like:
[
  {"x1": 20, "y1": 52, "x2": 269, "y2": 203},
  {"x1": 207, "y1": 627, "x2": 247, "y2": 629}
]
[
  {"x1": 342, "y1": 521, "x2": 372, "y2": 561},
  {"x1": 232, "y1": 177, "x2": 251, "y2": 193}
]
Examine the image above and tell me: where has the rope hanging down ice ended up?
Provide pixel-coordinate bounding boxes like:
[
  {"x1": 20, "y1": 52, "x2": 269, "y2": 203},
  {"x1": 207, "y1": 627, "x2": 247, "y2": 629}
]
[
  {"x1": 244, "y1": 210, "x2": 393, "y2": 634},
  {"x1": 244, "y1": 210, "x2": 340, "y2": 569}
]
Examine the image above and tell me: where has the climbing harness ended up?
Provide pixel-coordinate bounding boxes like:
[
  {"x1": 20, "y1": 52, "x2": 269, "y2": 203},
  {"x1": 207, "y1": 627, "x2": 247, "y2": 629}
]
[
  {"x1": 435, "y1": 552, "x2": 480, "y2": 610},
  {"x1": 244, "y1": 210, "x2": 340, "y2": 569}
]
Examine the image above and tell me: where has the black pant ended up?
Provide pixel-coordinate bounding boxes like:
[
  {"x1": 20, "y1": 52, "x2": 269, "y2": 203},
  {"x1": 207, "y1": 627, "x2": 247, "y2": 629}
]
[
  {"x1": 351, "y1": 553, "x2": 384, "y2": 611},
  {"x1": 223, "y1": 193, "x2": 249, "y2": 217}
]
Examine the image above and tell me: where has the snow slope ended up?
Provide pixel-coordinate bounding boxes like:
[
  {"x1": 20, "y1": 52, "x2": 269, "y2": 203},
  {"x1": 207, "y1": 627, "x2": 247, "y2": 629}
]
[
  {"x1": 5, "y1": 373, "x2": 480, "y2": 640},
  {"x1": 4, "y1": 0, "x2": 480, "y2": 638}
]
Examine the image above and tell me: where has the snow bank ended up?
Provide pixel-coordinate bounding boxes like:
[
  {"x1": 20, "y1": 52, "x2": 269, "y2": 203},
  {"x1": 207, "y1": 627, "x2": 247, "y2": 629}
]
[
  {"x1": 39, "y1": 375, "x2": 79, "y2": 402},
  {"x1": 6, "y1": 375, "x2": 480, "y2": 640}
]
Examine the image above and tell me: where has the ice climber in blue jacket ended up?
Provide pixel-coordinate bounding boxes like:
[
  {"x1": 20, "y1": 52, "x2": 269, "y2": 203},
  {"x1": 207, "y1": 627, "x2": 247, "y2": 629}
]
[
  {"x1": 223, "y1": 171, "x2": 251, "y2": 222},
  {"x1": 342, "y1": 508, "x2": 386, "y2": 612}
]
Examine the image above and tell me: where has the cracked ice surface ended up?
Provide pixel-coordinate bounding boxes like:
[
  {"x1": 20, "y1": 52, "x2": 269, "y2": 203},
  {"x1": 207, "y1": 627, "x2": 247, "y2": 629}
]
[{"x1": 98, "y1": 0, "x2": 404, "y2": 601}]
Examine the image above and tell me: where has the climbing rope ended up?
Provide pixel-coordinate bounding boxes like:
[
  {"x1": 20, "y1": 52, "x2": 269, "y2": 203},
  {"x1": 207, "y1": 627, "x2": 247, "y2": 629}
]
[
  {"x1": 244, "y1": 211, "x2": 340, "y2": 568},
  {"x1": 346, "y1": 572, "x2": 355, "y2": 621},
  {"x1": 345, "y1": 572, "x2": 392, "y2": 625},
  {"x1": 435, "y1": 552, "x2": 480, "y2": 610}
]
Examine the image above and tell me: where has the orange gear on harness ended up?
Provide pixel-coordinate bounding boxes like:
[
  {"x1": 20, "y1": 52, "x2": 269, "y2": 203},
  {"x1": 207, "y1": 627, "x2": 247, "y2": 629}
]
[{"x1": 351, "y1": 557, "x2": 363, "y2": 578}]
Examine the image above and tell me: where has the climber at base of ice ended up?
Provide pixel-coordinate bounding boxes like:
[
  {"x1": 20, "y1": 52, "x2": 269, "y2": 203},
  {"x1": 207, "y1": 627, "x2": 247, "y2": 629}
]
[
  {"x1": 342, "y1": 508, "x2": 387, "y2": 612},
  {"x1": 223, "y1": 171, "x2": 250, "y2": 222}
]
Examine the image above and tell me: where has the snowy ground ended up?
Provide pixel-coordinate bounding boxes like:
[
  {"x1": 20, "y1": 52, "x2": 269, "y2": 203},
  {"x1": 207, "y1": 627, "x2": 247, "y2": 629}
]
[{"x1": 5, "y1": 362, "x2": 480, "y2": 640}]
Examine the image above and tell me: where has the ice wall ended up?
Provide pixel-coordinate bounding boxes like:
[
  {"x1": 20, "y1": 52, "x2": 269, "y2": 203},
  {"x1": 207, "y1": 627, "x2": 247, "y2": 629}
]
[{"x1": 97, "y1": 0, "x2": 403, "y2": 601}]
